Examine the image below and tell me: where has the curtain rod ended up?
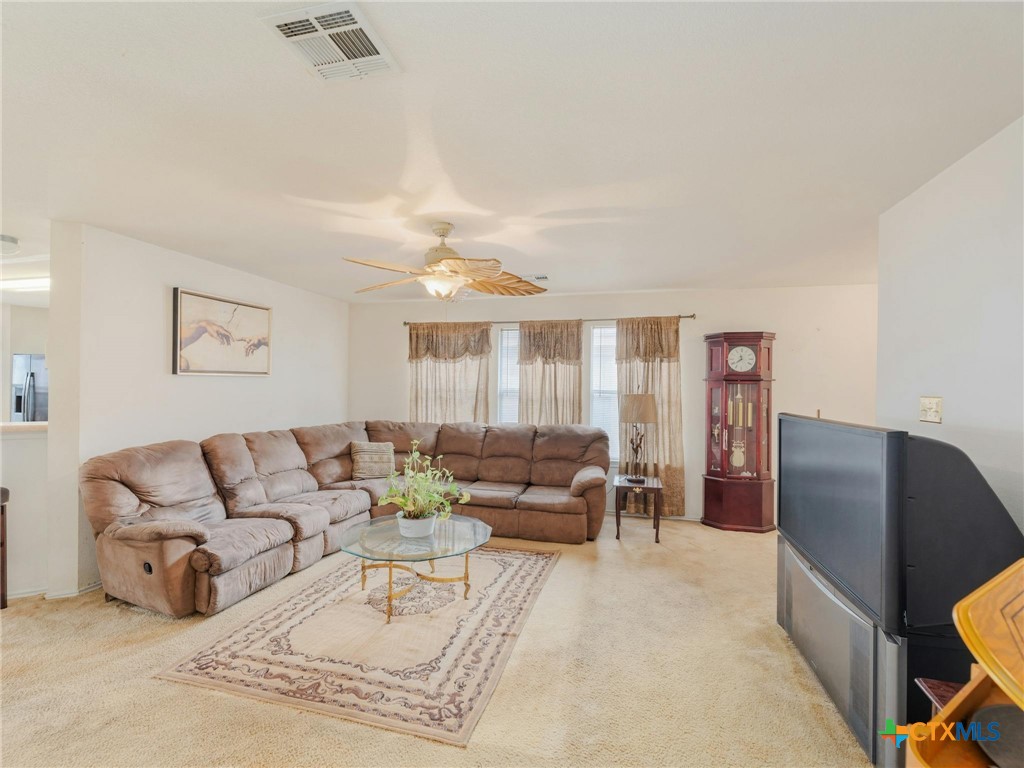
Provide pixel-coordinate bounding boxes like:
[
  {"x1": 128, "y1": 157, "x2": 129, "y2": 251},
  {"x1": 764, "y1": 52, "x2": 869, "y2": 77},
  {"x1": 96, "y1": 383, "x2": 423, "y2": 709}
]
[{"x1": 403, "y1": 314, "x2": 696, "y2": 326}]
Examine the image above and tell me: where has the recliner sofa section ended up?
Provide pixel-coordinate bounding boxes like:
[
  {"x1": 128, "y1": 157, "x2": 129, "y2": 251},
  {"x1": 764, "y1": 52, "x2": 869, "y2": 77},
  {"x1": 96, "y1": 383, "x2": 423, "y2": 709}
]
[
  {"x1": 200, "y1": 430, "x2": 371, "y2": 567},
  {"x1": 80, "y1": 440, "x2": 296, "y2": 617},
  {"x1": 80, "y1": 420, "x2": 608, "y2": 618}
]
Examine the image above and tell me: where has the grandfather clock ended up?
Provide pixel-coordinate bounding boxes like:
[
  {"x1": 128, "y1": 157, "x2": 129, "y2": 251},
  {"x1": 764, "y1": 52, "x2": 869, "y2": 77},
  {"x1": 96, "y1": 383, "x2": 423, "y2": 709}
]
[{"x1": 702, "y1": 332, "x2": 776, "y2": 532}]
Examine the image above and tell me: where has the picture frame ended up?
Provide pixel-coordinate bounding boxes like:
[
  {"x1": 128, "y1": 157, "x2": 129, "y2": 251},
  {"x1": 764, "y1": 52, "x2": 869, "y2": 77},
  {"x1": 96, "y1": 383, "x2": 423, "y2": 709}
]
[{"x1": 172, "y1": 288, "x2": 272, "y2": 376}]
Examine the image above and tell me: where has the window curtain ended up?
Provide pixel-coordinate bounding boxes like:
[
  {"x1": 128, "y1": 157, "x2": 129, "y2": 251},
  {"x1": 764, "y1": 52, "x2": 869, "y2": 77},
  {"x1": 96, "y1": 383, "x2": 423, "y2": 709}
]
[
  {"x1": 616, "y1": 316, "x2": 684, "y2": 517},
  {"x1": 518, "y1": 320, "x2": 583, "y2": 425},
  {"x1": 408, "y1": 322, "x2": 491, "y2": 423}
]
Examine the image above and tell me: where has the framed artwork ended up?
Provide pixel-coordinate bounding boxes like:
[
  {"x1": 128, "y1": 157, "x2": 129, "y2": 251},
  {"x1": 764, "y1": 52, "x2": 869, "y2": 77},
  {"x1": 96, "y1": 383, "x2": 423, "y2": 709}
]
[{"x1": 173, "y1": 288, "x2": 272, "y2": 375}]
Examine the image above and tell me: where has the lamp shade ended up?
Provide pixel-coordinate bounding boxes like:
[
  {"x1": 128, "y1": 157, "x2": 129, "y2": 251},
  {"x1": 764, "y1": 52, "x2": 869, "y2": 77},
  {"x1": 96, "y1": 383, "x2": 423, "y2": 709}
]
[{"x1": 620, "y1": 393, "x2": 657, "y2": 424}]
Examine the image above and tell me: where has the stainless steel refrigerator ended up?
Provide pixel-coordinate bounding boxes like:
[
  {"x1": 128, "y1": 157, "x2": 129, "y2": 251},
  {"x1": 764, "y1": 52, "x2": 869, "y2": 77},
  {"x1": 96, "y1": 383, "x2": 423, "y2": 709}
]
[{"x1": 11, "y1": 354, "x2": 48, "y2": 422}]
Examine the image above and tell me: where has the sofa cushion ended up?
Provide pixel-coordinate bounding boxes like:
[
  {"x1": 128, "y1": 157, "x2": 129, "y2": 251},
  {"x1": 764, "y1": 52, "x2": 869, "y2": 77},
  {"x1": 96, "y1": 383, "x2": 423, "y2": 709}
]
[
  {"x1": 229, "y1": 502, "x2": 330, "y2": 540},
  {"x1": 201, "y1": 433, "x2": 268, "y2": 513},
  {"x1": 516, "y1": 486, "x2": 587, "y2": 516},
  {"x1": 351, "y1": 441, "x2": 395, "y2": 480},
  {"x1": 80, "y1": 440, "x2": 227, "y2": 535},
  {"x1": 323, "y1": 478, "x2": 401, "y2": 506},
  {"x1": 190, "y1": 518, "x2": 294, "y2": 575},
  {"x1": 245, "y1": 430, "x2": 318, "y2": 501},
  {"x1": 281, "y1": 490, "x2": 372, "y2": 523},
  {"x1": 530, "y1": 425, "x2": 611, "y2": 487},
  {"x1": 292, "y1": 422, "x2": 368, "y2": 485},
  {"x1": 478, "y1": 424, "x2": 537, "y2": 484},
  {"x1": 366, "y1": 420, "x2": 440, "y2": 471},
  {"x1": 435, "y1": 422, "x2": 485, "y2": 482},
  {"x1": 463, "y1": 481, "x2": 527, "y2": 510}
]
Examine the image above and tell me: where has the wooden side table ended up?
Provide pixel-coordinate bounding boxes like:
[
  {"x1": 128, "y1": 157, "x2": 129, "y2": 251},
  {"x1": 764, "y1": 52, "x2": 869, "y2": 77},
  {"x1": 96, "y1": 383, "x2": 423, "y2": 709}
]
[{"x1": 613, "y1": 475, "x2": 663, "y2": 543}]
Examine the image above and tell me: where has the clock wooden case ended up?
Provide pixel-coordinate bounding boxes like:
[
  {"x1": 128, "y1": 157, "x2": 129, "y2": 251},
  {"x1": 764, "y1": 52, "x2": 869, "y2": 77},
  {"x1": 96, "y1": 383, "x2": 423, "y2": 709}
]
[{"x1": 702, "y1": 331, "x2": 776, "y2": 533}]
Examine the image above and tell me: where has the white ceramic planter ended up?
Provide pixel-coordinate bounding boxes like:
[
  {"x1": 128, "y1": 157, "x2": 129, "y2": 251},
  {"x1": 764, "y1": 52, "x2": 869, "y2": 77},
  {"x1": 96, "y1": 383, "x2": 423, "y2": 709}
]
[{"x1": 396, "y1": 512, "x2": 437, "y2": 538}]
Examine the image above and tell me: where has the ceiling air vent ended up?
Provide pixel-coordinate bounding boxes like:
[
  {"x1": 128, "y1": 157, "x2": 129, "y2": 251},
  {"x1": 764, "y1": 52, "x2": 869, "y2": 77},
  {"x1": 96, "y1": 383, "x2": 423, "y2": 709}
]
[
  {"x1": 314, "y1": 10, "x2": 356, "y2": 30},
  {"x1": 262, "y1": 3, "x2": 398, "y2": 82}
]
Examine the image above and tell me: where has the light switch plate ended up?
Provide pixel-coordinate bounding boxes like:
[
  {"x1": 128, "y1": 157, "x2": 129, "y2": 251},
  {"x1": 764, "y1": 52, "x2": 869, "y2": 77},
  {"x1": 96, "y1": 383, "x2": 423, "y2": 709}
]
[{"x1": 919, "y1": 396, "x2": 943, "y2": 424}]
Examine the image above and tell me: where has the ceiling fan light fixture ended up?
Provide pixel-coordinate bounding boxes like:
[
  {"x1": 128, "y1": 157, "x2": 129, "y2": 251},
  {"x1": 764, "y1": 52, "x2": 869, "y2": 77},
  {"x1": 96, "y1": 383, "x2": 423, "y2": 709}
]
[
  {"x1": 417, "y1": 273, "x2": 470, "y2": 301},
  {"x1": 344, "y1": 220, "x2": 546, "y2": 300}
]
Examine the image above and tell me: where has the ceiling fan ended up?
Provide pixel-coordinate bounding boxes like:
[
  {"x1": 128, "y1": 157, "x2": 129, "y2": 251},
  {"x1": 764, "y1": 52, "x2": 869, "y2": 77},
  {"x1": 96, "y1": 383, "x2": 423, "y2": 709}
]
[{"x1": 345, "y1": 222, "x2": 547, "y2": 301}]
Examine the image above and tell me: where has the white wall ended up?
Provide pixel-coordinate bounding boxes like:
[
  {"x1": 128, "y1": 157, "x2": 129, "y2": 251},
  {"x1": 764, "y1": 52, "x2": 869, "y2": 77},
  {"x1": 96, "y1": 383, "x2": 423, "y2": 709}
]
[
  {"x1": 48, "y1": 222, "x2": 85, "y2": 597},
  {"x1": 1, "y1": 304, "x2": 49, "y2": 421},
  {"x1": 47, "y1": 223, "x2": 351, "y2": 596},
  {"x1": 76, "y1": 226, "x2": 350, "y2": 455},
  {"x1": 348, "y1": 284, "x2": 878, "y2": 519},
  {"x1": 878, "y1": 117, "x2": 1023, "y2": 530},
  {"x1": 1, "y1": 304, "x2": 8, "y2": 423},
  {"x1": 1, "y1": 428, "x2": 49, "y2": 597}
]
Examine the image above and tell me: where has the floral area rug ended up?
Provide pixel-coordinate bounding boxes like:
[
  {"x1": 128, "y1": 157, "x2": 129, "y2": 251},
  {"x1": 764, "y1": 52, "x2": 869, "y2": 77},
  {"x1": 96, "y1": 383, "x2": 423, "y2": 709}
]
[{"x1": 158, "y1": 546, "x2": 559, "y2": 745}]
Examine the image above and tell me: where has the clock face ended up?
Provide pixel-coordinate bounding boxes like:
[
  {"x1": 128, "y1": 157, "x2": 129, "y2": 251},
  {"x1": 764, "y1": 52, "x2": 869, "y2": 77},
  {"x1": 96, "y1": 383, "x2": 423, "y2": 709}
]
[{"x1": 727, "y1": 345, "x2": 757, "y2": 373}]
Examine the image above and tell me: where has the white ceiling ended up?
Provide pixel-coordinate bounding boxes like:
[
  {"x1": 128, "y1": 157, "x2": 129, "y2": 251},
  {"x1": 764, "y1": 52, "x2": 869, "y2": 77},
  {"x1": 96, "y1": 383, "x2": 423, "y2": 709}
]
[{"x1": 3, "y1": 1, "x2": 1021, "y2": 302}]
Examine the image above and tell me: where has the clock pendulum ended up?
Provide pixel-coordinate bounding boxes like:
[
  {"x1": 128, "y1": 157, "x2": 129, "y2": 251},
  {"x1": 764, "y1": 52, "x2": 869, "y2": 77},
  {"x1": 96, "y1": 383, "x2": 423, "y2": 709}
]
[{"x1": 729, "y1": 389, "x2": 747, "y2": 469}]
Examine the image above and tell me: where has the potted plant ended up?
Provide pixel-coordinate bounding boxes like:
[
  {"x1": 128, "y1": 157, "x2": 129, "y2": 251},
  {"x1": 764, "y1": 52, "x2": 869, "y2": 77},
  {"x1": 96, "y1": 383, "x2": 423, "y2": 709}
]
[{"x1": 379, "y1": 441, "x2": 471, "y2": 538}]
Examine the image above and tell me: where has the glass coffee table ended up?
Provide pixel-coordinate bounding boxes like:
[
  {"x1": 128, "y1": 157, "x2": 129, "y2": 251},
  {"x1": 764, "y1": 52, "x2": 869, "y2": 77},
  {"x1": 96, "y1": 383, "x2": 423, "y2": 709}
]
[{"x1": 338, "y1": 514, "x2": 492, "y2": 624}]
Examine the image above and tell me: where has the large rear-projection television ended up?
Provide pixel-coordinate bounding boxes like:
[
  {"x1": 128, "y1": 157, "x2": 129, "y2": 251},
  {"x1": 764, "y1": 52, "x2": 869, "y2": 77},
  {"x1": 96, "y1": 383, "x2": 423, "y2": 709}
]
[
  {"x1": 778, "y1": 414, "x2": 1023, "y2": 634},
  {"x1": 778, "y1": 416, "x2": 903, "y2": 631},
  {"x1": 777, "y1": 414, "x2": 1024, "y2": 766}
]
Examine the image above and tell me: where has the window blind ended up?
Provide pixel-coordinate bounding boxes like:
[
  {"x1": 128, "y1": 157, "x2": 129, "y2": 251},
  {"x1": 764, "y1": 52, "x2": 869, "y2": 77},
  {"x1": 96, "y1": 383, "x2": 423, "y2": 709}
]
[
  {"x1": 497, "y1": 327, "x2": 520, "y2": 423},
  {"x1": 590, "y1": 325, "x2": 620, "y2": 459}
]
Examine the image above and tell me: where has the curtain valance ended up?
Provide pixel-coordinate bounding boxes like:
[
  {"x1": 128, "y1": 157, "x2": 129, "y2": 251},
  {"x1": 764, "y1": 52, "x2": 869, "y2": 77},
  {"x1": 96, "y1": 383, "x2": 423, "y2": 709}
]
[
  {"x1": 518, "y1": 320, "x2": 583, "y2": 364},
  {"x1": 408, "y1": 322, "x2": 493, "y2": 362},
  {"x1": 615, "y1": 316, "x2": 680, "y2": 362}
]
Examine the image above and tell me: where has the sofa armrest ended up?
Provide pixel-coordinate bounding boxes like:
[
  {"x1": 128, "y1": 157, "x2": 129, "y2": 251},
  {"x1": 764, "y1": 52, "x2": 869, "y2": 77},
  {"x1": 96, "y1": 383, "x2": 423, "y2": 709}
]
[
  {"x1": 570, "y1": 465, "x2": 607, "y2": 497},
  {"x1": 230, "y1": 503, "x2": 330, "y2": 540},
  {"x1": 103, "y1": 519, "x2": 209, "y2": 544}
]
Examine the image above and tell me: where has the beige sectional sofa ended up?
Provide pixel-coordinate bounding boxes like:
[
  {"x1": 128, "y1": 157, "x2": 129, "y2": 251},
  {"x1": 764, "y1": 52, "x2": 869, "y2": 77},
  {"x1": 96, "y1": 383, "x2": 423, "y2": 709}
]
[{"x1": 80, "y1": 421, "x2": 609, "y2": 618}]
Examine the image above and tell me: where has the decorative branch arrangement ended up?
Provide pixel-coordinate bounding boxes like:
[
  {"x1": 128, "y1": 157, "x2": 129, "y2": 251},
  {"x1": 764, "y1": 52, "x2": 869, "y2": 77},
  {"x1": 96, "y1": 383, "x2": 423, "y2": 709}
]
[
  {"x1": 379, "y1": 441, "x2": 471, "y2": 520},
  {"x1": 628, "y1": 425, "x2": 647, "y2": 476}
]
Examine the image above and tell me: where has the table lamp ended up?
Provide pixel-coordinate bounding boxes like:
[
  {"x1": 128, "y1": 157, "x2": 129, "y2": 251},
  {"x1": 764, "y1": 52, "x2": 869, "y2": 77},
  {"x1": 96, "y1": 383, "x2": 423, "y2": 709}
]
[{"x1": 619, "y1": 393, "x2": 657, "y2": 483}]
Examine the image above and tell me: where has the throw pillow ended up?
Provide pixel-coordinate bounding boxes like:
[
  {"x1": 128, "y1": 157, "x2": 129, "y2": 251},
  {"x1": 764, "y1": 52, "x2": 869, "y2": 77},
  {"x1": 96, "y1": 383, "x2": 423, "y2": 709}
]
[{"x1": 352, "y1": 441, "x2": 395, "y2": 480}]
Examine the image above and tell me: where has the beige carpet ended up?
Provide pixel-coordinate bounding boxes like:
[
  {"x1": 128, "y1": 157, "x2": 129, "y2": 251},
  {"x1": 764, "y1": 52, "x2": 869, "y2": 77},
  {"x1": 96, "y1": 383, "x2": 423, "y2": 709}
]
[
  {"x1": 1, "y1": 518, "x2": 870, "y2": 767},
  {"x1": 159, "y1": 546, "x2": 559, "y2": 745}
]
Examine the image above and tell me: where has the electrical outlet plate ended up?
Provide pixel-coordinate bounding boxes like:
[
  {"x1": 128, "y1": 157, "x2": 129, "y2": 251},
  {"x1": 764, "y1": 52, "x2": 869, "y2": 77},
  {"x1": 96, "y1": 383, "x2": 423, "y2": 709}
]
[{"x1": 919, "y1": 396, "x2": 943, "y2": 424}]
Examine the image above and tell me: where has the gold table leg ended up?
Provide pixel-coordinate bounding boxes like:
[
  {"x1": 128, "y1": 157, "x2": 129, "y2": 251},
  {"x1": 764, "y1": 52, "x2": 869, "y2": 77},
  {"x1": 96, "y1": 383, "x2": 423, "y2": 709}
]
[
  {"x1": 386, "y1": 562, "x2": 393, "y2": 624},
  {"x1": 359, "y1": 554, "x2": 474, "y2": 624}
]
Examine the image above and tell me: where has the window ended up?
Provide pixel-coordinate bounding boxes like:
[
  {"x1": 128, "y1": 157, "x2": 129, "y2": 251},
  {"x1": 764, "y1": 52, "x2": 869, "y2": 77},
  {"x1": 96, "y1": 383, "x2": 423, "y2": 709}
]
[
  {"x1": 495, "y1": 323, "x2": 620, "y2": 459},
  {"x1": 496, "y1": 327, "x2": 520, "y2": 423},
  {"x1": 590, "y1": 325, "x2": 619, "y2": 459}
]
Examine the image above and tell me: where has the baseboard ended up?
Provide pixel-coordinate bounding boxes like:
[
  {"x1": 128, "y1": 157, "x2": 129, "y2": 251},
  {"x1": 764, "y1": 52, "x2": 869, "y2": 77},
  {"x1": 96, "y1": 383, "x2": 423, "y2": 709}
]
[
  {"x1": 5, "y1": 585, "x2": 48, "y2": 600},
  {"x1": 604, "y1": 510, "x2": 697, "y2": 521},
  {"x1": 43, "y1": 581, "x2": 102, "y2": 600}
]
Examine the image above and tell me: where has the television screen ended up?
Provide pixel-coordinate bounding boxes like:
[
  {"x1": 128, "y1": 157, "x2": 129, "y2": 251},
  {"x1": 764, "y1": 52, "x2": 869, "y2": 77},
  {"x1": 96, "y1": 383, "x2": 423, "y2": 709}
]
[{"x1": 778, "y1": 415, "x2": 904, "y2": 631}]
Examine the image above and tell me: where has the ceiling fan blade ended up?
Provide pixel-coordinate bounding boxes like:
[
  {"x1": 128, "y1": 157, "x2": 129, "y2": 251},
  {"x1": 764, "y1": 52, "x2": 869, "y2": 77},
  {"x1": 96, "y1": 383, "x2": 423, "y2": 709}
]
[
  {"x1": 354, "y1": 276, "x2": 422, "y2": 294},
  {"x1": 467, "y1": 272, "x2": 547, "y2": 297},
  {"x1": 436, "y1": 258, "x2": 503, "y2": 280},
  {"x1": 344, "y1": 257, "x2": 429, "y2": 276}
]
